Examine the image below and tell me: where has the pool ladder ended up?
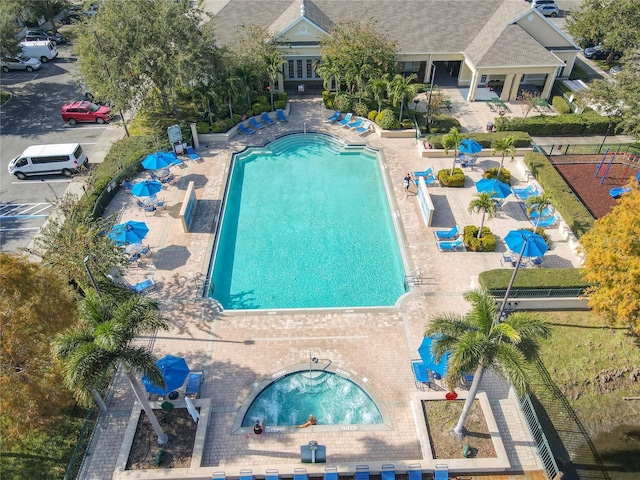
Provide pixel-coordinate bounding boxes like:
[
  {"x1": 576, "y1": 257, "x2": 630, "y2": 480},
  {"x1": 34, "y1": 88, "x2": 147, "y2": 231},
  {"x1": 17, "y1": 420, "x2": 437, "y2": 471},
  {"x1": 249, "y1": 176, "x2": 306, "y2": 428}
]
[{"x1": 405, "y1": 268, "x2": 424, "y2": 286}]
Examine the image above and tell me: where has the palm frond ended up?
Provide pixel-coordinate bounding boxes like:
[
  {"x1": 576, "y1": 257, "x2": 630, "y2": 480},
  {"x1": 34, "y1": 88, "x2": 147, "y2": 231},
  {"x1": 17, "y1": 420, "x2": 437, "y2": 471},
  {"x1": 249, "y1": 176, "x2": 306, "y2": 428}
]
[
  {"x1": 119, "y1": 347, "x2": 164, "y2": 387},
  {"x1": 493, "y1": 343, "x2": 531, "y2": 395}
]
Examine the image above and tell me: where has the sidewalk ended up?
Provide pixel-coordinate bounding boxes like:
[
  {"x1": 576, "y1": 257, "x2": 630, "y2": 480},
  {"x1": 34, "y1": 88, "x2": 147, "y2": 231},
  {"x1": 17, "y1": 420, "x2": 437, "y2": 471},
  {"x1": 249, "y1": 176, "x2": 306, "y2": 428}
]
[{"x1": 78, "y1": 98, "x2": 581, "y2": 479}]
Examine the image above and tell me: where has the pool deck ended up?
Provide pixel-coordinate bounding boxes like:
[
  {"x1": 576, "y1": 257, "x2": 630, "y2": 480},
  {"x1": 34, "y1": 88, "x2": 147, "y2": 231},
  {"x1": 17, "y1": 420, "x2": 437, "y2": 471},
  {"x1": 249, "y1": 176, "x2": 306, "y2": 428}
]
[{"x1": 82, "y1": 98, "x2": 583, "y2": 479}]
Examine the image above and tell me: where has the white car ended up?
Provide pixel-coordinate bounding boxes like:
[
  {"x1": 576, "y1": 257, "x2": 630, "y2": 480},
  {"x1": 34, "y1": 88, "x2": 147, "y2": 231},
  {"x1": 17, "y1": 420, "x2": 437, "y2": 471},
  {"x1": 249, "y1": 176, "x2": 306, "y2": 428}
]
[{"x1": 1, "y1": 54, "x2": 41, "y2": 73}]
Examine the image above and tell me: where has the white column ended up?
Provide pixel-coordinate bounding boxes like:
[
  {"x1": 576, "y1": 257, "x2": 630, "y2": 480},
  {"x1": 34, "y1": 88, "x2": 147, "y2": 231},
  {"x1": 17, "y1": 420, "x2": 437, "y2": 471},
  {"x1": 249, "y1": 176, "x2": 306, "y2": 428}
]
[
  {"x1": 540, "y1": 70, "x2": 556, "y2": 100},
  {"x1": 467, "y1": 69, "x2": 480, "y2": 101}
]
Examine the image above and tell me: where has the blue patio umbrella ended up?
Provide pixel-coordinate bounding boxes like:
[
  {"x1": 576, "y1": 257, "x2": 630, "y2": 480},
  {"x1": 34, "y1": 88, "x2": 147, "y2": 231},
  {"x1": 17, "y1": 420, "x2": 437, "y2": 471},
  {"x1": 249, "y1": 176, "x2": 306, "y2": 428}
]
[
  {"x1": 130, "y1": 180, "x2": 162, "y2": 198},
  {"x1": 504, "y1": 229, "x2": 549, "y2": 258},
  {"x1": 141, "y1": 151, "x2": 176, "y2": 171},
  {"x1": 459, "y1": 139, "x2": 482, "y2": 155},
  {"x1": 418, "y1": 336, "x2": 448, "y2": 378},
  {"x1": 108, "y1": 220, "x2": 149, "y2": 245},
  {"x1": 142, "y1": 355, "x2": 191, "y2": 396},
  {"x1": 475, "y1": 178, "x2": 512, "y2": 199}
]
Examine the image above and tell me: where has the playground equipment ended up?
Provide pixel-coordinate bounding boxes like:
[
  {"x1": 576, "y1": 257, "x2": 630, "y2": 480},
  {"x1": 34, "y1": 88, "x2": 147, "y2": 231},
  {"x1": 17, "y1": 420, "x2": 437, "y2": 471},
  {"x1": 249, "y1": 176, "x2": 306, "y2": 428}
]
[{"x1": 609, "y1": 169, "x2": 640, "y2": 199}]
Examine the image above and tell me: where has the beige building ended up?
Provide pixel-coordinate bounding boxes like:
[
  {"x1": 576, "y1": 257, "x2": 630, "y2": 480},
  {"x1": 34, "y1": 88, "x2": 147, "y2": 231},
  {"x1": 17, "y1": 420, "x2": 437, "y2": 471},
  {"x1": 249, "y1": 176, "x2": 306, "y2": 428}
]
[{"x1": 207, "y1": 0, "x2": 579, "y2": 102}]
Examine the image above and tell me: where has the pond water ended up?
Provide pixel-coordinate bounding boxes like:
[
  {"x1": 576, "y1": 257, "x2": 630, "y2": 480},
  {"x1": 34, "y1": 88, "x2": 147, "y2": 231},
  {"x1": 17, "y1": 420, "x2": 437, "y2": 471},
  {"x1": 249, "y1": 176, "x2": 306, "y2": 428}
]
[{"x1": 585, "y1": 424, "x2": 640, "y2": 479}]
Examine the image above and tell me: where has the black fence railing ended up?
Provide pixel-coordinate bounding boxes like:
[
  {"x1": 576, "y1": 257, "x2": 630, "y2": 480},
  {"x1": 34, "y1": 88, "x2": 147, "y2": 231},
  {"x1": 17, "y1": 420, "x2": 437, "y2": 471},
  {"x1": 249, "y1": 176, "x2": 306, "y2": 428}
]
[{"x1": 488, "y1": 287, "x2": 588, "y2": 298}]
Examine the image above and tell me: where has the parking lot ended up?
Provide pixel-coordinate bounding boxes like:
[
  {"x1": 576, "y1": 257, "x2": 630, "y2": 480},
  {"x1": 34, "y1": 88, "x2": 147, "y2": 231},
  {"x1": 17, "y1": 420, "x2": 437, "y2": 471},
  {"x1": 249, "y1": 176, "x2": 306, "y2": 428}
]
[{"x1": 0, "y1": 44, "x2": 116, "y2": 252}]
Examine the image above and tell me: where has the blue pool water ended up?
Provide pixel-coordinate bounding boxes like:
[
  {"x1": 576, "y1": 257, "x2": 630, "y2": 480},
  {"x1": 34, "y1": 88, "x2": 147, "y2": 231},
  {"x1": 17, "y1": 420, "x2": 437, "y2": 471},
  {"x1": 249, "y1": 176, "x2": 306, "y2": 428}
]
[
  {"x1": 241, "y1": 371, "x2": 383, "y2": 427},
  {"x1": 210, "y1": 133, "x2": 406, "y2": 310}
]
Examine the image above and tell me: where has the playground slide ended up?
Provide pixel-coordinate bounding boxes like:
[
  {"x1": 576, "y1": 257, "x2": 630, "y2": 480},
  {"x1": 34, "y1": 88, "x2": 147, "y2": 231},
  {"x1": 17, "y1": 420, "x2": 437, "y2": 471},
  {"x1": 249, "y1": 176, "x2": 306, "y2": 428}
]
[{"x1": 609, "y1": 171, "x2": 640, "y2": 199}]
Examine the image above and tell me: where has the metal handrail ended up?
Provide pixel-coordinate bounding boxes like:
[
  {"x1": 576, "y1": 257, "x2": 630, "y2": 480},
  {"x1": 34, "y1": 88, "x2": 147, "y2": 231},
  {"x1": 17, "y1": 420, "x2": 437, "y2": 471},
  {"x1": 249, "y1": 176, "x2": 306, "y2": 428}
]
[{"x1": 518, "y1": 393, "x2": 560, "y2": 479}]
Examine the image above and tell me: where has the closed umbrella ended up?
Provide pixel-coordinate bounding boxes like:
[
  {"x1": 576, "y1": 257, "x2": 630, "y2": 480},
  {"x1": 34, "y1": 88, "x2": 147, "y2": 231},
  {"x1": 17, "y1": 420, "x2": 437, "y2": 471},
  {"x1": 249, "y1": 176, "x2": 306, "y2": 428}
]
[
  {"x1": 142, "y1": 152, "x2": 176, "y2": 171},
  {"x1": 418, "y1": 336, "x2": 448, "y2": 378},
  {"x1": 475, "y1": 178, "x2": 512, "y2": 199},
  {"x1": 108, "y1": 220, "x2": 149, "y2": 245},
  {"x1": 143, "y1": 355, "x2": 191, "y2": 396},
  {"x1": 131, "y1": 180, "x2": 162, "y2": 198},
  {"x1": 459, "y1": 139, "x2": 482, "y2": 155},
  {"x1": 504, "y1": 229, "x2": 549, "y2": 258}
]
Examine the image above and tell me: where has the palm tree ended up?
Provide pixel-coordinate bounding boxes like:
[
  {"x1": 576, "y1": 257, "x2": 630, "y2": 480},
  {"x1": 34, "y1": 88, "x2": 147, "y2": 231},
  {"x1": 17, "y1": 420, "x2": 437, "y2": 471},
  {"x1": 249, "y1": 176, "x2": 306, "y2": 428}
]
[
  {"x1": 526, "y1": 192, "x2": 554, "y2": 230},
  {"x1": 315, "y1": 56, "x2": 341, "y2": 93},
  {"x1": 264, "y1": 50, "x2": 287, "y2": 111},
  {"x1": 367, "y1": 74, "x2": 389, "y2": 113},
  {"x1": 468, "y1": 192, "x2": 499, "y2": 238},
  {"x1": 218, "y1": 70, "x2": 244, "y2": 120},
  {"x1": 425, "y1": 289, "x2": 551, "y2": 438},
  {"x1": 346, "y1": 61, "x2": 372, "y2": 102},
  {"x1": 442, "y1": 127, "x2": 465, "y2": 176},
  {"x1": 53, "y1": 291, "x2": 171, "y2": 444},
  {"x1": 388, "y1": 73, "x2": 419, "y2": 125},
  {"x1": 491, "y1": 136, "x2": 517, "y2": 177}
]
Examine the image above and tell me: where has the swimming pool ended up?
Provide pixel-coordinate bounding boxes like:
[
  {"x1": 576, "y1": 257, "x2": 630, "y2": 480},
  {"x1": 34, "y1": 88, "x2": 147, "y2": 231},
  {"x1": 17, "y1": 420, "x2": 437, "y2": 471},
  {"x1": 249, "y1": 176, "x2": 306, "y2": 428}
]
[
  {"x1": 209, "y1": 133, "x2": 406, "y2": 310},
  {"x1": 241, "y1": 370, "x2": 383, "y2": 427}
]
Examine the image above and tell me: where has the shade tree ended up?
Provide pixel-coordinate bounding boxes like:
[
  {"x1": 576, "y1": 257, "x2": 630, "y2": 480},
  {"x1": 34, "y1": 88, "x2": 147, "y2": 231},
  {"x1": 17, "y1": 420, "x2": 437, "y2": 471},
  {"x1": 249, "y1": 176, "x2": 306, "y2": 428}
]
[
  {"x1": 0, "y1": 253, "x2": 78, "y2": 447},
  {"x1": 579, "y1": 189, "x2": 640, "y2": 334}
]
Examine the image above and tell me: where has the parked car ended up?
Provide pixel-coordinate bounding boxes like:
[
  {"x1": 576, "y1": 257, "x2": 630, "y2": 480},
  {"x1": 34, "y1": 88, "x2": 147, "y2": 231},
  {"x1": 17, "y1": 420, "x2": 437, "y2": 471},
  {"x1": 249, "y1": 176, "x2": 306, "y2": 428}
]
[
  {"x1": 0, "y1": 55, "x2": 41, "y2": 73},
  {"x1": 23, "y1": 29, "x2": 66, "y2": 45},
  {"x1": 61, "y1": 101, "x2": 113, "y2": 125},
  {"x1": 584, "y1": 45, "x2": 622, "y2": 61},
  {"x1": 609, "y1": 66, "x2": 622, "y2": 76},
  {"x1": 536, "y1": 4, "x2": 559, "y2": 17},
  {"x1": 531, "y1": 0, "x2": 556, "y2": 7}
]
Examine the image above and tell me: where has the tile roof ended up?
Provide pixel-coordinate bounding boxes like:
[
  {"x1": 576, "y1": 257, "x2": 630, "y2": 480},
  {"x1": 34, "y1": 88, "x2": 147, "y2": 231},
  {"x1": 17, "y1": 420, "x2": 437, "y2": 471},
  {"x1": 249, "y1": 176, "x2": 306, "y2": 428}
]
[{"x1": 211, "y1": 0, "x2": 563, "y2": 67}]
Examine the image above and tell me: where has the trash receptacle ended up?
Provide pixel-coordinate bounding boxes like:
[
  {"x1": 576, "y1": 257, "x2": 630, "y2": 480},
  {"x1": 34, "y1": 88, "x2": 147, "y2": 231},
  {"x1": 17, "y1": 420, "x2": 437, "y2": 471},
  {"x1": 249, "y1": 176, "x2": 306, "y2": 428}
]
[{"x1": 486, "y1": 122, "x2": 494, "y2": 132}]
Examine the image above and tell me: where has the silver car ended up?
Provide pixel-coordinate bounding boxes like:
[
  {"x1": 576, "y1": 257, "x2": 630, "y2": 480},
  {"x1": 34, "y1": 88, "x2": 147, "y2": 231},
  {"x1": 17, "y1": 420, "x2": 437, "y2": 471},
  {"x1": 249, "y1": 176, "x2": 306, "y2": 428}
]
[
  {"x1": 1, "y1": 54, "x2": 41, "y2": 73},
  {"x1": 537, "y1": 4, "x2": 559, "y2": 17}
]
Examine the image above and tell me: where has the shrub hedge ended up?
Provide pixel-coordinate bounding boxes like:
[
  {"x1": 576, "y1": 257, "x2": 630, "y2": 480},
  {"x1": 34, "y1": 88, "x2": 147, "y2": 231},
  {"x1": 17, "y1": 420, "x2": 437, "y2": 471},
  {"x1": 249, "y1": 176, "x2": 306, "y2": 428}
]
[
  {"x1": 463, "y1": 225, "x2": 497, "y2": 252},
  {"x1": 437, "y1": 167, "x2": 465, "y2": 187},
  {"x1": 483, "y1": 167, "x2": 511, "y2": 184},
  {"x1": 523, "y1": 152, "x2": 594, "y2": 237},
  {"x1": 429, "y1": 113, "x2": 462, "y2": 134},
  {"x1": 552, "y1": 96, "x2": 570, "y2": 114},
  {"x1": 427, "y1": 131, "x2": 531, "y2": 149},
  {"x1": 375, "y1": 108, "x2": 398, "y2": 130},
  {"x1": 495, "y1": 111, "x2": 622, "y2": 136},
  {"x1": 77, "y1": 135, "x2": 156, "y2": 219},
  {"x1": 478, "y1": 268, "x2": 590, "y2": 290}
]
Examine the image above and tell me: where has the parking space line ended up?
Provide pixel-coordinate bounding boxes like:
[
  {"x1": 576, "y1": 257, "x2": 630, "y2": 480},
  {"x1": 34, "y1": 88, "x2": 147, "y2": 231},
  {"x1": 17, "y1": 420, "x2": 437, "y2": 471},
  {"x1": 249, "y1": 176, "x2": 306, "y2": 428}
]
[{"x1": 11, "y1": 179, "x2": 72, "y2": 184}]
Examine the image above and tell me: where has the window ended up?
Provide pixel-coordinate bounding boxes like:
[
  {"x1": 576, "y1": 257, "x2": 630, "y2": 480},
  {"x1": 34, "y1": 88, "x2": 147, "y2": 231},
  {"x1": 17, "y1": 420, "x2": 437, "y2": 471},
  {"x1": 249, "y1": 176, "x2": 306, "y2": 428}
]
[
  {"x1": 288, "y1": 60, "x2": 294, "y2": 79},
  {"x1": 306, "y1": 59, "x2": 313, "y2": 78},
  {"x1": 73, "y1": 145, "x2": 83, "y2": 158},
  {"x1": 31, "y1": 155, "x2": 70, "y2": 164},
  {"x1": 296, "y1": 60, "x2": 302, "y2": 78},
  {"x1": 16, "y1": 158, "x2": 28, "y2": 167}
]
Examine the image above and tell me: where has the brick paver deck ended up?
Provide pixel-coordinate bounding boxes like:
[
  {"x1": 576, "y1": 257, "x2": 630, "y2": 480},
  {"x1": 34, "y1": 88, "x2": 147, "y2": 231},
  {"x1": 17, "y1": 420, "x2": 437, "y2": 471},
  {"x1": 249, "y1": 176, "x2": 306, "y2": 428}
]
[{"x1": 80, "y1": 98, "x2": 580, "y2": 480}]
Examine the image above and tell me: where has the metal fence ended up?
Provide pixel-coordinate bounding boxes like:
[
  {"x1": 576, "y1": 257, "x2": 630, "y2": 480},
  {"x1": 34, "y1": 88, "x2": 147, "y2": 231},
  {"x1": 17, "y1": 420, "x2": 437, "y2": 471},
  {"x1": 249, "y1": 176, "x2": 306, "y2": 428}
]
[
  {"x1": 519, "y1": 393, "x2": 561, "y2": 479},
  {"x1": 534, "y1": 142, "x2": 640, "y2": 157},
  {"x1": 63, "y1": 404, "x2": 101, "y2": 480},
  {"x1": 489, "y1": 287, "x2": 587, "y2": 298}
]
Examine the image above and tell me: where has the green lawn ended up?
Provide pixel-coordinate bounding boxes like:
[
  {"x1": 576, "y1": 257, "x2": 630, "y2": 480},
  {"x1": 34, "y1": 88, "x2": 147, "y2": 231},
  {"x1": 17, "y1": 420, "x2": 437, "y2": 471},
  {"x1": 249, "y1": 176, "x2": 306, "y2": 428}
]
[{"x1": 536, "y1": 311, "x2": 640, "y2": 436}]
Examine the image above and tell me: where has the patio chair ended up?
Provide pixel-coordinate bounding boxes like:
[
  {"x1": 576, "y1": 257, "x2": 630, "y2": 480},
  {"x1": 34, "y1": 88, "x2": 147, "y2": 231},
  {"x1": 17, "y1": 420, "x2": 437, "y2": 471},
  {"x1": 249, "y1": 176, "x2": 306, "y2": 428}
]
[
  {"x1": 185, "y1": 146, "x2": 202, "y2": 161},
  {"x1": 512, "y1": 185, "x2": 539, "y2": 200},
  {"x1": 434, "y1": 464, "x2": 448, "y2": 480},
  {"x1": 276, "y1": 108, "x2": 288, "y2": 122},
  {"x1": 239, "y1": 470, "x2": 253, "y2": 480},
  {"x1": 105, "y1": 274, "x2": 156, "y2": 294},
  {"x1": 529, "y1": 256, "x2": 544, "y2": 268},
  {"x1": 249, "y1": 117, "x2": 266, "y2": 130},
  {"x1": 414, "y1": 167, "x2": 434, "y2": 178},
  {"x1": 529, "y1": 206, "x2": 554, "y2": 219},
  {"x1": 423, "y1": 175, "x2": 438, "y2": 186},
  {"x1": 238, "y1": 123, "x2": 256, "y2": 135},
  {"x1": 337, "y1": 112, "x2": 353, "y2": 127},
  {"x1": 121, "y1": 179, "x2": 133, "y2": 193},
  {"x1": 355, "y1": 466, "x2": 370, "y2": 480},
  {"x1": 408, "y1": 464, "x2": 422, "y2": 480},
  {"x1": 411, "y1": 360, "x2": 432, "y2": 390},
  {"x1": 265, "y1": 469, "x2": 279, "y2": 480},
  {"x1": 433, "y1": 225, "x2": 459, "y2": 240},
  {"x1": 324, "y1": 466, "x2": 338, "y2": 480},
  {"x1": 532, "y1": 214, "x2": 558, "y2": 228},
  {"x1": 354, "y1": 121, "x2": 371, "y2": 136},
  {"x1": 185, "y1": 370, "x2": 203, "y2": 398},
  {"x1": 261, "y1": 111, "x2": 276, "y2": 126},
  {"x1": 460, "y1": 372, "x2": 474, "y2": 389},
  {"x1": 326, "y1": 110, "x2": 340, "y2": 123},
  {"x1": 501, "y1": 252, "x2": 527, "y2": 268},
  {"x1": 294, "y1": 468, "x2": 308, "y2": 480},
  {"x1": 436, "y1": 237, "x2": 464, "y2": 252},
  {"x1": 381, "y1": 464, "x2": 396, "y2": 480},
  {"x1": 346, "y1": 117, "x2": 363, "y2": 129}
]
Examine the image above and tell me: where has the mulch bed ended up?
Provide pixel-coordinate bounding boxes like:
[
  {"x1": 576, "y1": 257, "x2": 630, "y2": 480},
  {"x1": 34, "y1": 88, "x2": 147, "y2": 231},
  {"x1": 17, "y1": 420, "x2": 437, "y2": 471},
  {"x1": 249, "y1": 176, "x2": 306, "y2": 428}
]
[
  {"x1": 550, "y1": 154, "x2": 640, "y2": 219},
  {"x1": 126, "y1": 407, "x2": 197, "y2": 470},
  {"x1": 423, "y1": 400, "x2": 496, "y2": 459}
]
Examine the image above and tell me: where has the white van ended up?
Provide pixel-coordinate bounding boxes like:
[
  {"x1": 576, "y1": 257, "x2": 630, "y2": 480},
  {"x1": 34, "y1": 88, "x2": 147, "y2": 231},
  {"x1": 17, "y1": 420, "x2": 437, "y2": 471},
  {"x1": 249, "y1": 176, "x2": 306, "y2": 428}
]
[
  {"x1": 8, "y1": 143, "x2": 88, "y2": 179},
  {"x1": 19, "y1": 40, "x2": 58, "y2": 63}
]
